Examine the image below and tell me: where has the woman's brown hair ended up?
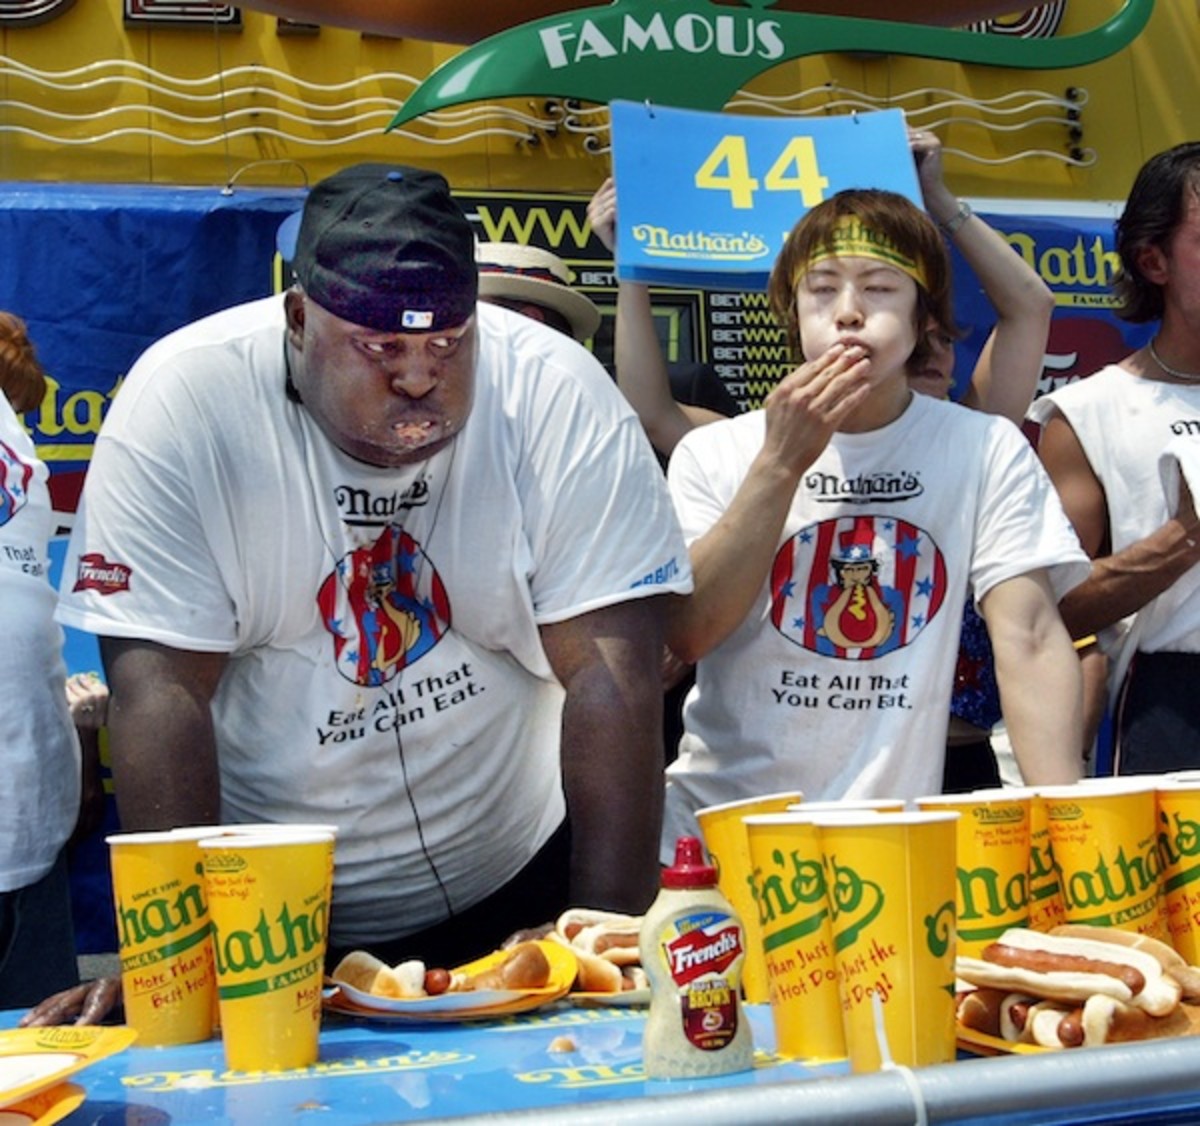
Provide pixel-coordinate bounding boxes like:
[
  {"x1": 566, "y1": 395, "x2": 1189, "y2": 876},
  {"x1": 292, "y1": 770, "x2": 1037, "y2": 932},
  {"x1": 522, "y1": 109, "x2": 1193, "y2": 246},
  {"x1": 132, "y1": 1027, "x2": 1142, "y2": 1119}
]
[
  {"x1": 767, "y1": 189, "x2": 956, "y2": 371},
  {"x1": 0, "y1": 311, "x2": 48, "y2": 414}
]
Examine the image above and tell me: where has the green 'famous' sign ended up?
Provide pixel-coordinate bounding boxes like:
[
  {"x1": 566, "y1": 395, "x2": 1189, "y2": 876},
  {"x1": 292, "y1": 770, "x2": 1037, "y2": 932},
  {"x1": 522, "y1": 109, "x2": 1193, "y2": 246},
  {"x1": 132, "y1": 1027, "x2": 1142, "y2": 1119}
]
[{"x1": 389, "y1": 0, "x2": 1153, "y2": 128}]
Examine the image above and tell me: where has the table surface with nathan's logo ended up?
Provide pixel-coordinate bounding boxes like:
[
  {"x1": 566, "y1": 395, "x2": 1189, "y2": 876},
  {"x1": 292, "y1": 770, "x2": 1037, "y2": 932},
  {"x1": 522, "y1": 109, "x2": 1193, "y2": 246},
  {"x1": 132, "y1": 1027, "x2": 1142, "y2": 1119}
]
[{"x1": 8, "y1": 1003, "x2": 1200, "y2": 1125}]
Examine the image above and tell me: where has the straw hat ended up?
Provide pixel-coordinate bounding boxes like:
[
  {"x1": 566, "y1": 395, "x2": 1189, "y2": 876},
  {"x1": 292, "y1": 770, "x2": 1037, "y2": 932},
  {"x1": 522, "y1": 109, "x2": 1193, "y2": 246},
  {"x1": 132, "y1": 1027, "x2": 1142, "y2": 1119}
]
[{"x1": 475, "y1": 242, "x2": 602, "y2": 342}]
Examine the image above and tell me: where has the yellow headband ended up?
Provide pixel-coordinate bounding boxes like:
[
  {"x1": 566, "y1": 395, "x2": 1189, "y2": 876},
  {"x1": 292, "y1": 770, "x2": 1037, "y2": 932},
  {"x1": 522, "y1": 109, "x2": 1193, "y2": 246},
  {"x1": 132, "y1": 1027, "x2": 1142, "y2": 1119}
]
[{"x1": 800, "y1": 215, "x2": 928, "y2": 290}]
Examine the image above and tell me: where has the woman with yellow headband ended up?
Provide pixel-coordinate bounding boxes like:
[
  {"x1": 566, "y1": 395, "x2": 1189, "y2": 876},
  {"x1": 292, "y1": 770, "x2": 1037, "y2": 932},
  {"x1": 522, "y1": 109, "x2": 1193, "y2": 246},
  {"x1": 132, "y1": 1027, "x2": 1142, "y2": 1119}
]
[{"x1": 659, "y1": 186, "x2": 1089, "y2": 846}]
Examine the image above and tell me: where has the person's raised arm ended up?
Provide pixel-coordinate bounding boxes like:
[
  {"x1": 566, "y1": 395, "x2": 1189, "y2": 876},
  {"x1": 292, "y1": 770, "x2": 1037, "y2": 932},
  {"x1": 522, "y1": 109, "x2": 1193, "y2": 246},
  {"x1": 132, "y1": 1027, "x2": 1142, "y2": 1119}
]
[
  {"x1": 587, "y1": 178, "x2": 724, "y2": 456},
  {"x1": 979, "y1": 570, "x2": 1083, "y2": 784},
  {"x1": 666, "y1": 344, "x2": 871, "y2": 663},
  {"x1": 540, "y1": 598, "x2": 666, "y2": 914},
  {"x1": 911, "y1": 130, "x2": 1054, "y2": 425},
  {"x1": 1038, "y1": 411, "x2": 1200, "y2": 638}
]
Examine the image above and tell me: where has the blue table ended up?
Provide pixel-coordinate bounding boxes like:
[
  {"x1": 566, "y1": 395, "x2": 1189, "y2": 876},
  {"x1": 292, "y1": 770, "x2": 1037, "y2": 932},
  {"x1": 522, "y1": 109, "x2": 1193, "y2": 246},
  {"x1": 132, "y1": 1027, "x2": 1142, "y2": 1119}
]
[
  {"x1": 1, "y1": 1004, "x2": 830, "y2": 1125},
  {"x1": 9, "y1": 1003, "x2": 1200, "y2": 1125}
]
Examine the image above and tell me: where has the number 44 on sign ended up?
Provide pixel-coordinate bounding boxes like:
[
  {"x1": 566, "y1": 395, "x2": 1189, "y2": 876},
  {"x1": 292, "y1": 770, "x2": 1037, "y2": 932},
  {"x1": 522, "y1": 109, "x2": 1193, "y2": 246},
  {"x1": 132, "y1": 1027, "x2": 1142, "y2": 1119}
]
[{"x1": 610, "y1": 102, "x2": 921, "y2": 290}]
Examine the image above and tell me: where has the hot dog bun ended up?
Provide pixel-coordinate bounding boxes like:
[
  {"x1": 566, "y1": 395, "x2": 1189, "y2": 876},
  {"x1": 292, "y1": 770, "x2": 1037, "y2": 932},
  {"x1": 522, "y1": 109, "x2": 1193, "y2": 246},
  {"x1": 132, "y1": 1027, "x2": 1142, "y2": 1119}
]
[
  {"x1": 955, "y1": 927, "x2": 1182, "y2": 1016},
  {"x1": 956, "y1": 987, "x2": 1006, "y2": 1037},
  {"x1": 999, "y1": 993, "x2": 1042, "y2": 1043},
  {"x1": 548, "y1": 931, "x2": 623, "y2": 992},
  {"x1": 331, "y1": 951, "x2": 427, "y2": 998},
  {"x1": 1028, "y1": 994, "x2": 1192, "y2": 1049},
  {"x1": 1049, "y1": 923, "x2": 1200, "y2": 1001},
  {"x1": 458, "y1": 942, "x2": 552, "y2": 992},
  {"x1": 556, "y1": 909, "x2": 642, "y2": 966}
]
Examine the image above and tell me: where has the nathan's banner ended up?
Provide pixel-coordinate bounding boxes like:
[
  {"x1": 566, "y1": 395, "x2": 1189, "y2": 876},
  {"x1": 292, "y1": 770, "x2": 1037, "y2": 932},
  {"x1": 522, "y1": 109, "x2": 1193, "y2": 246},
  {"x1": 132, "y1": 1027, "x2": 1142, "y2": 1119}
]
[{"x1": 610, "y1": 102, "x2": 921, "y2": 290}]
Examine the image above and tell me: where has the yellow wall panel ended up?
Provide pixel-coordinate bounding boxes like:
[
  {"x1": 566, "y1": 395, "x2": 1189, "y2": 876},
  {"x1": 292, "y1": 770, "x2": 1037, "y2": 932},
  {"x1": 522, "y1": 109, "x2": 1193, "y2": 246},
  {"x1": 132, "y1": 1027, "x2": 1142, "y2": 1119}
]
[{"x1": 1, "y1": 0, "x2": 1196, "y2": 199}]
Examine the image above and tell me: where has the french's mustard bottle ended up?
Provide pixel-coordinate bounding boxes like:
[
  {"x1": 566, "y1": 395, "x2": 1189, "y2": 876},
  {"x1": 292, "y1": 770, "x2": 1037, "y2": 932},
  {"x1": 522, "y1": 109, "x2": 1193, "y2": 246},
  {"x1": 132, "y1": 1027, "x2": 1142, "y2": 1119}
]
[{"x1": 640, "y1": 836, "x2": 754, "y2": 1079}]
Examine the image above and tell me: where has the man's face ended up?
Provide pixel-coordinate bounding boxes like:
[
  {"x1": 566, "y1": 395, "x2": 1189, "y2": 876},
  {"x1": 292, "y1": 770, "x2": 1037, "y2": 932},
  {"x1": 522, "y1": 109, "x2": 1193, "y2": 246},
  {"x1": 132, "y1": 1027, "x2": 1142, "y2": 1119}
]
[
  {"x1": 907, "y1": 328, "x2": 955, "y2": 400},
  {"x1": 1159, "y1": 192, "x2": 1200, "y2": 322},
  {"x1": 286, "y1": 291, "x2": 478, "y2": 467}
]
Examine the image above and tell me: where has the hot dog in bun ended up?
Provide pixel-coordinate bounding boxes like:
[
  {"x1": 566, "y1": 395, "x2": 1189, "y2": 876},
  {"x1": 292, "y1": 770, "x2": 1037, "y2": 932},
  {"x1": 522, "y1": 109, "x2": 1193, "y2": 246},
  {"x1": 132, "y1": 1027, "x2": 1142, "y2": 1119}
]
[
  {"x1": 956, "y1": 927, "x2": 1182, "y2": 1016},
  {"x1": 555, "y1": 908, "x2": 642, "y2": 967},
  {"x1": 1049, "y1": 924, "x2": 1200, "y2": 1001},
  {"x1": 1024, "y1": 993, "x2": 1192, "y2": 1049}
]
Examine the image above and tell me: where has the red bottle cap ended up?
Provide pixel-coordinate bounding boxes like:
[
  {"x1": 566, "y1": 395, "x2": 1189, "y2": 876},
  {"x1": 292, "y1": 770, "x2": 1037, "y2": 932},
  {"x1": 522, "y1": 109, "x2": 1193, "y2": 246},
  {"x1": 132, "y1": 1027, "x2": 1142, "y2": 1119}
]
[{"x1": 662, "y1": 835, "x2": 718, "y2": 888}]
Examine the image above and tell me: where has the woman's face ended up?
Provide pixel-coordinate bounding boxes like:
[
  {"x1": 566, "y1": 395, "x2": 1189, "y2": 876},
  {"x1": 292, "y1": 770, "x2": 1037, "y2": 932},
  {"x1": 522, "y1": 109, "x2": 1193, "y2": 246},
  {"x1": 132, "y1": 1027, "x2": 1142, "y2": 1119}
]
[{"x1": 795, "y1": 255, "x2": 921, "y2": 389}]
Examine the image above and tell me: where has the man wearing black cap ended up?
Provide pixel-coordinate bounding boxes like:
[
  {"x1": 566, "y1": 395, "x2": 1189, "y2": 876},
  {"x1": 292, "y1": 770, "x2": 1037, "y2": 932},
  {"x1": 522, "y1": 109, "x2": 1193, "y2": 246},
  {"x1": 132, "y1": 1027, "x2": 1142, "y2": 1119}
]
[{"x1": 43, "y1": 163, "x2": 690, "y2": 1017}]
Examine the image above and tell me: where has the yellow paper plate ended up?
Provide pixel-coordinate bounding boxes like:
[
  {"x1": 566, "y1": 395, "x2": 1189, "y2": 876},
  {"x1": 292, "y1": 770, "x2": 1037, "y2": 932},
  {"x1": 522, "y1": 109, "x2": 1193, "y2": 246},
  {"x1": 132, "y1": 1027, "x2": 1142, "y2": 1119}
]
[
  {"x1": 325, "y1": 940, "x2": 577, "y2": 1021},
  {"x1": 956, "y1": 1025, "x2": 1046, "y2": 1057},
  {"x1": 0, "y1": 1082, "x2": 87, "y2": 1125},
  {"x1": 0, "y1": 1027, "x2": 137, "y2": 1108}
]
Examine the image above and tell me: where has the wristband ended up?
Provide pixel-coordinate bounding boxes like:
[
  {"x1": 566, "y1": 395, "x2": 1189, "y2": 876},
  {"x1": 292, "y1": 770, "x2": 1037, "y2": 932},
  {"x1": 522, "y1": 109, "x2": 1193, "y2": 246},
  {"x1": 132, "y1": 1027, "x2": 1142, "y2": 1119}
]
[{"x1": 940, "y1": 199, "x2": 973, "y2": 237}]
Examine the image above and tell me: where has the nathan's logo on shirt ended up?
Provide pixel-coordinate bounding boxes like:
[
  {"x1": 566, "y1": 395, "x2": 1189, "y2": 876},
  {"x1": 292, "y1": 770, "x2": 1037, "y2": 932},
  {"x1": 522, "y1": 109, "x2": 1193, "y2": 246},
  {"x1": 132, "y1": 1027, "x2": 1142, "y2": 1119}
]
[
  {"x1": 73, "y1": 552, "x2": 132, "y2": 595},
  {"x1": 771, "y1": 515, "x2": 947, "y2": 660},
  {"x1": 318, "y1": 523, "x2": 450, "y2": 688},
  {"x1": 804, "y1": 469, "x2": 924, "y2": 504},
  {"x1": 0, "y1": 438, "x2": 33, "y2": 529},
  {"x1": 334, "y1": 480, "x2": 430, "y2": 528}
]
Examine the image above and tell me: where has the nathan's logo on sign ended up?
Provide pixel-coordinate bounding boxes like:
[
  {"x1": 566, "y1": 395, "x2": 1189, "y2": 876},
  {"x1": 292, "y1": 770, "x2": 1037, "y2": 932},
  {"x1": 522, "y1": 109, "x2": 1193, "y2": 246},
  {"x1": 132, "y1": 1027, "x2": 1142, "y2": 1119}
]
[
  {"x1": 664, "y1": 920, "x2": 742, "y2": 986},
  {"x1": 73, "y1": 552, "x2": 132, "y2": 595},
  {"x1": 631, "y1": 223, "x2": 770, "y2": 264}
]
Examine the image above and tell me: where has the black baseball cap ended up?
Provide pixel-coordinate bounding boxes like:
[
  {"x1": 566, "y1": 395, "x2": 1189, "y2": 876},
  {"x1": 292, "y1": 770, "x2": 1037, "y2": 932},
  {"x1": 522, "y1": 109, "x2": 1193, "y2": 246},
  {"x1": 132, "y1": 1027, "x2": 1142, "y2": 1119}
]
[{"x1": 290, "y1": 163, "x2": 478, "y2": 333}]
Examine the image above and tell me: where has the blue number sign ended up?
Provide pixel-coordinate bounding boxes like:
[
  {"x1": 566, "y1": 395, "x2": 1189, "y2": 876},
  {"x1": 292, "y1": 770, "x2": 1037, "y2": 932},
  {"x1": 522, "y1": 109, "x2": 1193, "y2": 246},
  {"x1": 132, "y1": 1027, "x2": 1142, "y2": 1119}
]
[{"x1": 610, "y1": 102, "x2": 921, "y2": 290}]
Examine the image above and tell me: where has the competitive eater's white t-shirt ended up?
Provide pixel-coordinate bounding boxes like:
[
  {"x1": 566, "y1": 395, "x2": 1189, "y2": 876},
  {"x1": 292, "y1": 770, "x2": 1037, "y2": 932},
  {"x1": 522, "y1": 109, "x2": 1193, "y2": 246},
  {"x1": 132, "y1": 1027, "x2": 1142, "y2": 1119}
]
[{"x1": 58, "y1": 296, "x2": 692, "y2": 945}]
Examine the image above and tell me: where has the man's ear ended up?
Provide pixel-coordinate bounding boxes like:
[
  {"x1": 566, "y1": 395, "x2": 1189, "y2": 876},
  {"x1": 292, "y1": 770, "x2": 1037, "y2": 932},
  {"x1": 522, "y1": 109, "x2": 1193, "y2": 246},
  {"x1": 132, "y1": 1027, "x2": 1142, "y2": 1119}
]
[
  {"x1": 1135, "y1": 242, "x2": 1169, "y2": 286},
  {"x1": 284, "y1": 289, "x2": 306, "y2": 348}
]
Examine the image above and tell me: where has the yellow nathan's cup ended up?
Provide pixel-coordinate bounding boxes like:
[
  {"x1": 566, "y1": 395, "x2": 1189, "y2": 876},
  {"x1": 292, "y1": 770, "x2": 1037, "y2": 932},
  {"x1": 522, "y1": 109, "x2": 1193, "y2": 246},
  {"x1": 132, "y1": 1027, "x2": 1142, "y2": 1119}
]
[
  {"x1": 786, "y1": 800, "x2": 907, "y2": 814},
  {"x1": 106, "y1": 830, "x2": 217, "y2": 1047},
  {"x1": 814, "y1": 811, "x2": 959, "y2": 1073},
  {"x1": 744, "y1": 814, "x2": 846, "y2": 1062},
  {"x1": 199, "y1": 829, "x2": 335, "y2": 1071},
  {"x1": 1023, "y1": 789, "x2": 1067, "y2": 932},
  {"x1": 696, "y1": 791, "x2": 804, "y2": 1004},
  {"x1": 1156, "y1": 779, "x2": 1200, "y2": 962},
  {"x1": 1039, "y1": 779, "x2": 1167, "y2": 941},
  {"x1": 916, "y1": 790, "x2": 1031, "y2": 958}
]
